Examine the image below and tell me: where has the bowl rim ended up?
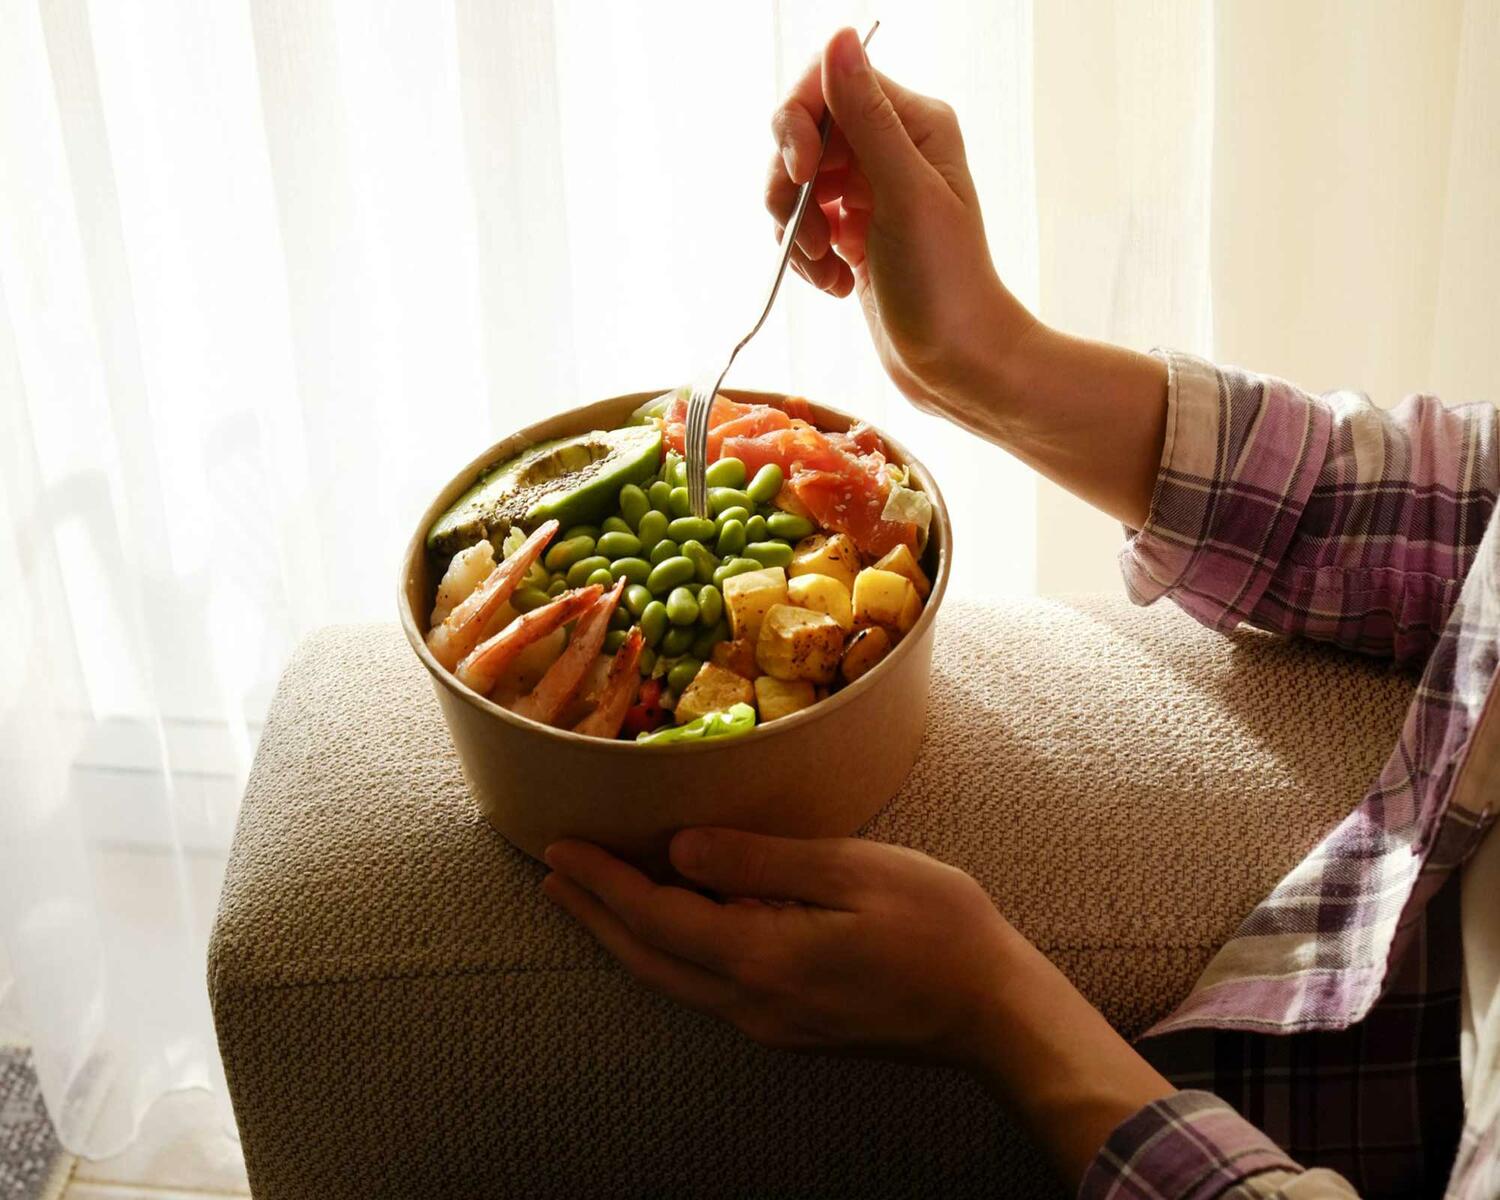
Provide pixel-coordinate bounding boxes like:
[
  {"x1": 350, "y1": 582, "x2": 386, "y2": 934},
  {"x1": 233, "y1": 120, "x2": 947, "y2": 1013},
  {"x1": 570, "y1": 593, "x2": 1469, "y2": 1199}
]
[{"x1": 398, "y1": 388, "x2": 952, "y2": 755}]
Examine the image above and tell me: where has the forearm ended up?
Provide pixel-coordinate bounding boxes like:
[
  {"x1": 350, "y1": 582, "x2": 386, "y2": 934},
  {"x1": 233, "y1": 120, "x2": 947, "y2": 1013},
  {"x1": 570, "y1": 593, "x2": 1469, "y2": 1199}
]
[
  {"x1": 965, "y1": 922, "x2": 1175, "y2": 1187},
  {"x1": 938, "y1": 306, "x2": 1169, "y2": 530}
]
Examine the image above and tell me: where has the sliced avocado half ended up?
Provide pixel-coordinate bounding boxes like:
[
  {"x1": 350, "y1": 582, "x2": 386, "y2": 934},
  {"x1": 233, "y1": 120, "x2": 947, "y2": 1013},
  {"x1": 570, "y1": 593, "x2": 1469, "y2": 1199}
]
[{"x1": 427, "y1": 425, "x2": 662, "y2": 560}]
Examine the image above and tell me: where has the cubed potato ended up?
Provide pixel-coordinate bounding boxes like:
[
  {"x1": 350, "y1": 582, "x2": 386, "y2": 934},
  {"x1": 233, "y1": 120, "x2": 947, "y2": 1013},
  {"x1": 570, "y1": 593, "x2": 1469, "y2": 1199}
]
[
  {"x1": 723, "y1": 567, "x2": 788, "y2": 643},
  {"x1": 675, "y1": 663, "x2": 756, "y2": 725},
  {"x1": 872, "y1": 543, "x2": 931, "y2": 599},
  {"x1": 789, "y1": 533, "x2": 860, "y2": 593},
  {"x1": 753, "y1": 675, "x2": 817, "y2": 722},
  {"x1": 786, "y1": 572, "x2": 853, "y2": 631},
  {"x1": 852, "y1": 568, "x2": 922, "y2": 635},
  {"x1": 710, "y1": 637, "x2": 760, "y2": 679},
  {"x1": 755, "y1": 604, "x2": 844, "y2": 683},
  {"x1": 840, "y1": 626, "x2": 892, "y2": 683}
]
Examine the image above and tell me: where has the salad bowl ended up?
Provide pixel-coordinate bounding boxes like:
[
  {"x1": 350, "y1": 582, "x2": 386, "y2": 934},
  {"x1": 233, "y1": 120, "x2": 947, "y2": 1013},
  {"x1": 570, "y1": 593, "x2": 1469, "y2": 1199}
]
[{"x1": 399, "y1": 389, "x2": 951, "y2": 868}]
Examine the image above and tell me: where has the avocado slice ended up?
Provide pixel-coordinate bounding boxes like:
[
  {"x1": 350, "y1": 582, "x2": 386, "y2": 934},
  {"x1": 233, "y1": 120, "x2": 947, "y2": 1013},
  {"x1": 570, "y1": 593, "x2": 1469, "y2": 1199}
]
[{"x1": 427, "y1": 425, "x2": 662, "y2": 560}]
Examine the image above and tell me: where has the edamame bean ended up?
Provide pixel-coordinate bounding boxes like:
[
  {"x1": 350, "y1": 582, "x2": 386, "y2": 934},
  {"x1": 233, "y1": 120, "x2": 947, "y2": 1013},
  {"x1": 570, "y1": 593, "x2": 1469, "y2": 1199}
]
[
  {"x1": 668, "y1": 516, "x2": 716, "y2": 544},
  {"x1": 714, "y1": 505, "x2": 750, "y2": 532},
  {"x1": 543, "y1": 535, "x2": 595, "y2": 572},
  {"x1": 585, "y1": 566, "x2": 615, "y2": 588},
  {"x1": 602, "y1": 515, "x2": 633, "y2": 536},
  {"x1": 648, "y1": 480, "x2": 673, "y2": 513},
  {"x1": 715, "y1": 518, "x2": 746, "y2": 557},
  {"x1": 546, "y1": 577, "x2": 568, "y2": 598},
  {"x1": 596, "y1": 531, "x2": 642, "y2": 559},
  {"x1": 661, "y1": 451, "x2": 683, "y2": 483},
  {"x1": 667, "y1": 656, "x2": 703, "y2": 694},
  {"x1": 511, "y1": 586, "x2": 550, "y2": 613},
  {"x1": 705, "y1": 457, "x2": 747, "y2": 489},
  {"x1": 610, "y1": 557, "x2": 651, "y2": 586},
  {"x1": 618, "y1": 483, "x2": 650, "y2": 529},
  {"x1": 697, "y1": 584, "x2": 723, "y2": 627},
  {"x1": 625, "y1": 583, "x2": 653, "y2": 617},
  {"x1": 708, "y1": 488, "x2": 752, "y2": 516},
  {"x1": 637, "y1": 509, "x2": 669, "y2": 550},
  {"x1": 681, "y1": 538, "x2": 718, "y2": 583},
  {"x1": 691, "y1": 621, "x2": 728, "y2": 659},
  {"x1": 745, "y1": 541, "x2": 793, "y2": 568},
  {"x1": 648, "y1": 539, "x2": 680, "y2": 565},
  {"x1": 744, "y1": 514, "x2": 768, "y2": 542},
  {"x1": 661, "y1": 625, "x2": 696, "y2": 657},
  {"x1": 609, "y1": 605, "x2": 632, "y2": 631},
  {"x1": 562, "y1": 524, "x2": 600, "y2": 542},
  {"x1": 746, "y1": 463, "x2": 784, "y2": 504},
  {"x1": 668, "y1": 486, "x2": 692, "y2": 518},
  {"x1": 668, "y1": 458, "x2": 688, "y2": 488},
  {"x1": 666, "y1": 586, "x2": 699, "y2": 626},
  {"x1": 712, "y1": 557, "x2": 763, "y2": 587},
  {"x1": 647, "y1": 555, "x2": 696, "y2": 594},
  {"x1": 767, "y1": 512, "x2": 815, "y2": 541},
  {"x1": 639, "y1": 601, "x2": 668, "y2": 647},
  {"x1": 566, "y1": 555, "x2": 611, "y2": 587},
  {"x1": 604, "y1": 629, "x2": 628, "y2": 653},
  {"x1": 638, "y1": 647, "x2": 657, "y2": 676}
]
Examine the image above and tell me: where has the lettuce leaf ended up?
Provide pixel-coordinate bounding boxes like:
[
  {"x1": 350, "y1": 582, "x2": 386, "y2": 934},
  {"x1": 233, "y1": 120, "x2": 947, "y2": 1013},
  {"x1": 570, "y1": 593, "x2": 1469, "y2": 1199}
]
[{"x1": 635, "y1": 703, "x2": 756, "y2": 745}]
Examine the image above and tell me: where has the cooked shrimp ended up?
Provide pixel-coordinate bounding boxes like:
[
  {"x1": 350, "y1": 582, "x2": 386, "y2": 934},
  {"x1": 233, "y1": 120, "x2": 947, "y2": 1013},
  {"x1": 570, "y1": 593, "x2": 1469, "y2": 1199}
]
[
  {"x1": 430, "y1": 539, "x2": 496, "y2": 627},
  {"x1": 427, "y1": 520, "x2": 559, "y2": 670},
  {"x1": 573, "y1": 626, "x2": 644, "y2": 739},
  {"x1": 455, "y1": 585, "x2": 601, "y2": 697},
  {"x1": 513, "y1": 578, "x2": 625, "y2": 726}
]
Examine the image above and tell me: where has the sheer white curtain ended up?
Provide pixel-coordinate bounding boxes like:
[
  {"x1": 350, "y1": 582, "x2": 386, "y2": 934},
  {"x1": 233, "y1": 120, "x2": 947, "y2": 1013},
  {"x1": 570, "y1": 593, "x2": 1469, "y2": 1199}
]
[{"x1": 2, "y1": 0, "x2": 1497, "y2": 1160}]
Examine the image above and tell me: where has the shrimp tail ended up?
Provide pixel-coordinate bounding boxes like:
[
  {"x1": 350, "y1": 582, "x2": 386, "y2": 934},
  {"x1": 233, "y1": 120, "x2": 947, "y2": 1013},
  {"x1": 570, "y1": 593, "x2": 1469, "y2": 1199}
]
[
  {"x1": 427, "y1": 519, "x2": 559, "y2": 669},
  {"x1": 454, "y1": 583, "x2": 601, "y2": 697}
]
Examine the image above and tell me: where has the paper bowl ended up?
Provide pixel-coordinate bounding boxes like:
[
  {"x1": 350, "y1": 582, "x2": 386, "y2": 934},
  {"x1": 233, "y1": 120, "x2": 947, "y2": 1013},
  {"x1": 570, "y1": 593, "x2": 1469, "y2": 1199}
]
[{"x1": 398, "y1": 389, "x2": 951, "y2": 869}]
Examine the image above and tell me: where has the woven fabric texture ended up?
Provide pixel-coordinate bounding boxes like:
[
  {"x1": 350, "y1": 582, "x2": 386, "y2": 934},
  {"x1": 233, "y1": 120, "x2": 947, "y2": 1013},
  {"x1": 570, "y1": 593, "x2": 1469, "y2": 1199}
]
[{"x1": 209, "y1": 596, "x2": 1416, "y2": 1199}]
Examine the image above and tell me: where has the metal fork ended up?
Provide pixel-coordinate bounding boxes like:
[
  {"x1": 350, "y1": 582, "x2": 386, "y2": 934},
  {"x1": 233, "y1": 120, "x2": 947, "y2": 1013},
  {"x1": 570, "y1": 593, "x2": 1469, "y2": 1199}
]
[{"x1": 685, "y1": 20, "x2": 880, "y2": 518}]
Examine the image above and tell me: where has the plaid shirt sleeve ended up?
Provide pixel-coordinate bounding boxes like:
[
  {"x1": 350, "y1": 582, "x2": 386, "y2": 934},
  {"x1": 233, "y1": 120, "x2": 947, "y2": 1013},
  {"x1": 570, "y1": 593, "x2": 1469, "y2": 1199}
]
[
  {"x1": 1121, "y1": 352, "x2": 1498, "y2": 666},
  {"x1": 1079, "y1": 1091, "x2": 1360, "y2": 1199}
]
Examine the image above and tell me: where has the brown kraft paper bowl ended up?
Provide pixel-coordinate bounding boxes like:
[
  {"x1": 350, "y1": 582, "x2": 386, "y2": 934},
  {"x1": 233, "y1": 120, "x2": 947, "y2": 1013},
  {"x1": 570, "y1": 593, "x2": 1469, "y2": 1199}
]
[{"x1": 398, "y1": 388, "x2": 951, "y2": 869}]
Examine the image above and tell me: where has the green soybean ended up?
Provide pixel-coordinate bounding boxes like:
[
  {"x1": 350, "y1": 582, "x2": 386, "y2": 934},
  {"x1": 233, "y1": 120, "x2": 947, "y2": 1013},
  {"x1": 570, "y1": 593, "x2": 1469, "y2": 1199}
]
[
  {"x1": 661, "y1": 625, "x2": 696, "y2": 657},
  {"x1": 562, "y1": 524, "x2": 600, "y2": 542},
  {"x1": 661, "y1": 451, "x2": 683, "y2": 483},
  {"x1": 668, "y1": 486, "x2": 693, "y2": 518},
  {"x1": 637, "y1": 509, "x2": 669, "y2": 550},
  {"x1": 715, "y1": 518, "x2": 746, "y2": 557},
  {"x1": 597, "y1": 531, "x2": 642, "y2": 559},
  {"x1": 668, "y1": 458, "x2": 688, "y2": 488},
  {"x1": 668, "y1": 516, "x2": 716, "y2": 543},
  {"x1": 546, "y1": 576, "x2": 568, "y2": 598},
  {"x1": 610, "y1": 556, "x2": 651, "y2": 585},
  {"x1": 625, "y1": 583, "x2": 653, "y2": 617},
  {"x1": 712, "y1": 557, "x2": 763, "y2": 587},
  {"x1": 601, "y1": 515, "x2": 633, "y2": 537},
  {"x1": 745, "y1": 541, "x2": 793, "y2": 568},
  {"x1": 585, "y1": 567, "x2": 615, "y2": 588},
  {"x1": 767, "y1": 512, "x2": 815, "y2": 541},
  {"x1": 648, "y1": 539, "x2": 680, "y2": 565},
  {"x1": 609, "y1": 605, "x2": 632, "y2": 631},
  {"x1": 604, "y1": 629, "x2": 628, "y2": 653},
  {"x1": 744, "y1": 514, "x2": 768, "y2": 542},
  {"x1": 666, "y1": 586, "x2": 699, "y2": 625},
  {"x1": 511, "y1": 586, "x2": 550, "y2": 613},
  {"x1": 697, "y1": 584, "x2": 723, "y2": 627},
  {"x1": 544, "y1": 535, "x2": 595, "y2": 572},
  {"x1": 638, "y1": 647, "x2": 658, "y2": 676},
  {"x1": 667, "y1": 656, "x2": 703, "y2": 694},
  {"x1": 708, "y1": 487, "x2": 752, "y2": 516},
  {"x1": 746, "y1": 463, "x2": 784, "y2": 504},
  {"x1": 714, "y1": 505, "x2": 750, "y2": 531},
  {"x1": 692, "y1": 621, "x2": 729, "y2": 659},
  {"x1": 705, "y1": 457, "x2": 747, "y2": 489},
  {"x1": 566, "y1": 555, "x2": 611, "y2": 587},
  {"x1": 648, "y1": 480, "x2": 673, "y2": 513},
  {"x1": 639, "y1": 601, "x2": 668, "y2": 647},
  {"x1": 681, "y1": 538, "x2": 718, "y2": 583},
  {"x1": 619, "y1": 483, "x2": 650, "y2": 529},
  {"x1": 647, "y1": 555, "x2": 696, "y2": 594}
]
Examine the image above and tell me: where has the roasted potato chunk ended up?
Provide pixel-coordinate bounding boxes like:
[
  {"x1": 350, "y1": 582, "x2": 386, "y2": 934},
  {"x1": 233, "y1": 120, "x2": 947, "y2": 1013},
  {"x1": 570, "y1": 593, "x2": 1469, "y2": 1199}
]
[
  {"x1": 872, "y1": 543, "x2": 931, "y2": 600},
  {"x1": 852, "y1": 568, "x2": 922, "y2": 635},
  {"x1": 753, "y1": 675, "x2": 817, "y2": 722},
  {"x1": 674, "y1": 663, "x2": 756, "y2": 725},
  {"x1": 755, "y1": 604, "x2": 844, "y2": 683},
  {"x1": 723, "y1": 566, "x2": 788, "y2": 643},
  {"x1": 841, "y1": 626, "x2": 892, "y2": 683},
  {"x1": 710, "y1": 636, "x2": 760, "y2": 679},
  {"x1": 789, "y1": 533, "x2": 860, "y2": 593},
  {"x1": 786, "y1": 572, "x2": 853, "y2": 631}
]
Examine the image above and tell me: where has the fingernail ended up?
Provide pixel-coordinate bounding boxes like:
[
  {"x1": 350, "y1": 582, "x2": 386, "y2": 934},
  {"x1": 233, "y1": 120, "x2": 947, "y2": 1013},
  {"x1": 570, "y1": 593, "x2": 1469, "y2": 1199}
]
[
  {"x1": 831, "y1": 27, "x2": 864, "y2": 75},
  {"x1": 780, "y1": 143, "x2": 797, "y2": 181},
  {"x1": 672, "y1": 829, "x2": 708, "y2": 872},
  {"x1": 543, "y1": 844, "x2": 561, "y2": 869}
]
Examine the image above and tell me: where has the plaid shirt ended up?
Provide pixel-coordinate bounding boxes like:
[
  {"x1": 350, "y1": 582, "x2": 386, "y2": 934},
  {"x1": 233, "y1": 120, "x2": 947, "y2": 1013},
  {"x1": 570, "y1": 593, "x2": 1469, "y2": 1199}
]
[{"x1": 1079, "y1": 352, "x2": 1499, "y2": 1199}]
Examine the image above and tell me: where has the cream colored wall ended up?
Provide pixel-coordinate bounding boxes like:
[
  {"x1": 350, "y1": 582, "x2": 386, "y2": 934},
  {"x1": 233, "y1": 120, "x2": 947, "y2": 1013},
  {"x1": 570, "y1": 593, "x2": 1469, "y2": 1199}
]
[{"x1": 1031, "y1": 0, "x2": 1500, "y2": 596}]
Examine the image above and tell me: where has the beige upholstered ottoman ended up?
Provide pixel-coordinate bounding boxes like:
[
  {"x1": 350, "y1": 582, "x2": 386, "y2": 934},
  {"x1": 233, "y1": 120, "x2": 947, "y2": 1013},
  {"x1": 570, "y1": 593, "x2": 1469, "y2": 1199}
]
[{"x1": 208, "y1": 596, "x2": 1416, "y2": 1199}]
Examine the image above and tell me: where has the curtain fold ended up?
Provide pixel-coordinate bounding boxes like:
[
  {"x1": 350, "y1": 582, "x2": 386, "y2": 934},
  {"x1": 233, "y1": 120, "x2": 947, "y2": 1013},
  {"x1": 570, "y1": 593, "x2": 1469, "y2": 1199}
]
[{"x1": 1, "y1": 0, "x2": 1495, "y2": 1159}]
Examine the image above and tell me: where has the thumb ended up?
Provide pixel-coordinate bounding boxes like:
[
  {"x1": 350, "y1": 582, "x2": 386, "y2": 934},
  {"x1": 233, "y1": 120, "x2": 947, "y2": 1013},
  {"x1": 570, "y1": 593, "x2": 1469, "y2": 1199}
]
[
  {"x1": 821, "y1": 27, "x2": 928, "y2": 199},
  {"x1": 670, "y1": 828, "x2": 863, "y2": 908}
]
